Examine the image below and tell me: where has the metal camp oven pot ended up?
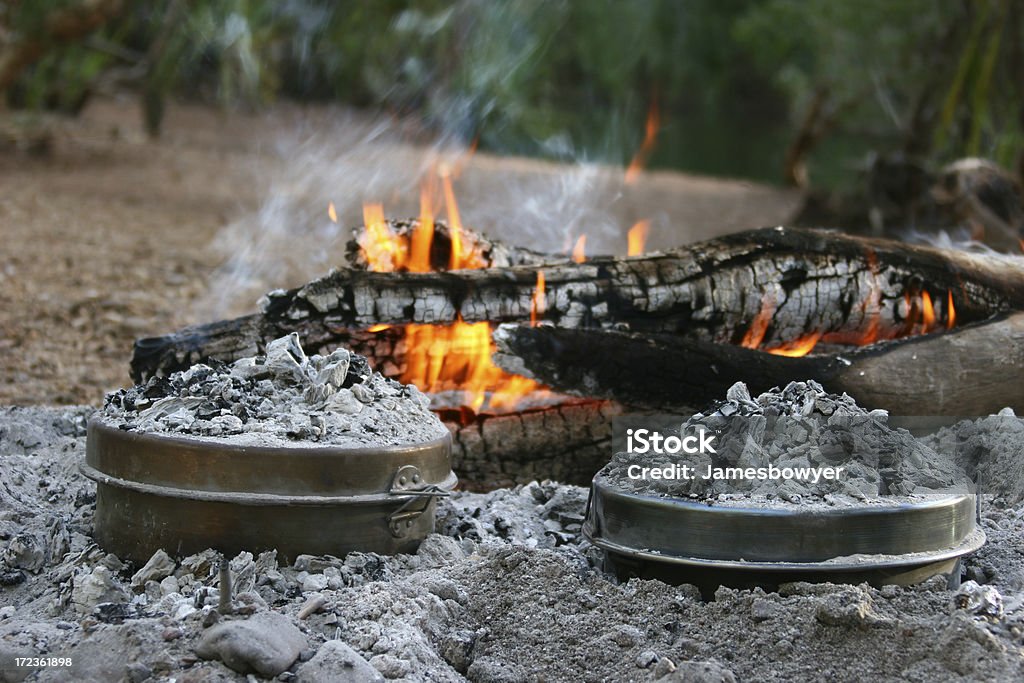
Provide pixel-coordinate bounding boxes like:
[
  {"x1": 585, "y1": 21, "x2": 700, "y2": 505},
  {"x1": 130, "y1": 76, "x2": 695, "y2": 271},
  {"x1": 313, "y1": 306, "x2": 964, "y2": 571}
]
[
  {"x1": 584, "y1": 475, "x2": 984, "y2": 590},
  {"x1": 83, "y1": 420, "x2": 456, "y2": 564}
]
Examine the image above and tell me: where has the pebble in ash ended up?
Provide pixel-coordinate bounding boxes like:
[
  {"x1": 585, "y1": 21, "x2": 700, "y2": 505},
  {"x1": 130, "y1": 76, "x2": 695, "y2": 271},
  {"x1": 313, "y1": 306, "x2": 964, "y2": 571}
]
[
  {"x1": 102, "y1": 333, "x2": 447, "y2": 448},
  {"x1": 602, "y1": 380, "x2": 971, "y2": 507}
]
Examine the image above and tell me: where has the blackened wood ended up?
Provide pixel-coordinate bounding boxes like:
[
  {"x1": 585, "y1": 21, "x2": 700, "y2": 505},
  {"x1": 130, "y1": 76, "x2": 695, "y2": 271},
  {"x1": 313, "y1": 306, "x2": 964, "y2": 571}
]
[
  {"x1": 493, "y1": 312, "x2": 1024, "y2": 416},
  {"x1": 443, "y1": 399, "x2": 620, "y2": 490},
  {"x1": 131, "y1": 226, "x2": 1024, "y2": 382}
]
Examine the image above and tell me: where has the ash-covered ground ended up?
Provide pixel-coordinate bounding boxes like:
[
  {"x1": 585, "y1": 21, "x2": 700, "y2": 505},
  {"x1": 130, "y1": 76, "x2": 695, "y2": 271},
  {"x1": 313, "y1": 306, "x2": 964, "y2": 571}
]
[{"x1": 2, "y1": 406, "x2": 1024, "y2": 682}]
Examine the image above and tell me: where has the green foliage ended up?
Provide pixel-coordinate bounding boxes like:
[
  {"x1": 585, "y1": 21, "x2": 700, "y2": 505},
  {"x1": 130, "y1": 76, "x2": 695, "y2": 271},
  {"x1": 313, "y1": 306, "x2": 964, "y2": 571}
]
[{"x1": 3, "y1": 0, "x2": 1022, "y2": 185}]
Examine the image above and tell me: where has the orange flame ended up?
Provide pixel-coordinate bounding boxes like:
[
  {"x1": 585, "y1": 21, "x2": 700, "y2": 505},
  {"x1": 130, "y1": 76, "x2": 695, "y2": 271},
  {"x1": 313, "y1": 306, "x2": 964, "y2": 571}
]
[
  {"x1": 625, "y1": 98, "x2": 660, "y2": 184},
  {"x1": 740, "y1": 291, "x2": 776, "y2": 349},
  {"x1": 328, "y1": 202, "x2": 338, "y2": 223},
  {"x1": 572, "y1": 235, "x2": 587, "y2": 263},
  {"x1": 531, "y1": 271, "x2": 546, "y2": 326},
  {"x1": 401, "y1": 318, "x2": 542, "y2": 413},
  {"x1": 921, "y1": 290, "x2": 935, "y2": 329},
  {"x1": 408, "y1": 179, "x2": 435, "y2": 273},
  {"x1": 360, "y1": 203, "x2": 405, "y2": 272},
  {"x1": 737, "y1": 266, "x2": 958, "y2": 358},
  {"x1": 627, "y1": 220, "x2": 650, "y2": 256},
  {"x1": 439, "y1": 165, "x2": 484, "y2": 270},
  {"x1": 355, "y1": 171, "x2": 544, "y2": 412},
  {"x1": 766, "y1": 331, "x2": 824, "y2": 357}
]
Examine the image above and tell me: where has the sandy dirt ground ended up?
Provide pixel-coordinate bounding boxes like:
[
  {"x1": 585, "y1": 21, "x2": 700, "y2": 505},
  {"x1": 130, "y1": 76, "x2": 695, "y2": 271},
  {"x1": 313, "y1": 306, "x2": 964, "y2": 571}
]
[{"x1": 0, "y1": 97, "x2": 800, "y2": 406}]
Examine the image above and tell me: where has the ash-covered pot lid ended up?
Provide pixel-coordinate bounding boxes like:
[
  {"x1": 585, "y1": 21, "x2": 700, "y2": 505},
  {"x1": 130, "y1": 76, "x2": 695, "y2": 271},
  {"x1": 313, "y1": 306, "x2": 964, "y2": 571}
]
[
  {"x1": 585, "y1": 380, "x2": 983, "y2": 569},
  {"x1": 88, "y1": 333, "x2": 456, "y2": 498}
]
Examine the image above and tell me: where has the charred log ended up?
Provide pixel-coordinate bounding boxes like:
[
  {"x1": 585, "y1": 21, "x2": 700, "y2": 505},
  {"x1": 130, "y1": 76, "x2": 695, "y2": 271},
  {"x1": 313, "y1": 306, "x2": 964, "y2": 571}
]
[
  {"x1": 443, "y1": 399, "x2": 620, "y2": 490},
  {"x1": 493, "y1": 312, "x2": 1024, "y2": 416},
  {"x1": 133, "y1": 227, "x2": 1024, "y2": 382}
]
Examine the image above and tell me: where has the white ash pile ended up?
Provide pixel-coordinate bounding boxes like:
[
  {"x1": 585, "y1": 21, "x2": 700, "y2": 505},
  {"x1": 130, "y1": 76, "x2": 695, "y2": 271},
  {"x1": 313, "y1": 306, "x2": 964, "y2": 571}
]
[
  {"x1": 603, "y1": 381, "x2": 969, "y2": 506},
  {"x1": 101, "y1": 333, "x2": 447, "y2": 447},
  {"x1": 922, "y1": 409, "x2": 1024, "y2": 507}
]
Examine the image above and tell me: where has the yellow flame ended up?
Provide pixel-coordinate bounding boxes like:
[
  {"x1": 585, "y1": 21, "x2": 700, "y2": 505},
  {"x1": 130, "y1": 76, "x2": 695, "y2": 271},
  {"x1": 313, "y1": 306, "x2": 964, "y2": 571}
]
[
  {"x1": 531, "y1": 271, "x2": 546, "y2": 326},
  {"x1": 328, "y1": 202, "x2": 338, "y2": 223},
  {"x1": 627, "y1": 220, "x2": 650, "y2": 256},
  {"x1": 625, "y1": 99, "x2": 660, "y2": 184},
  {"x1": 572, "y1": 235, "x2": 587, "y2": 263},
  {"x1": 409, "y1": 179, "x2": 435, "y2": 273},
  {"x1": 766, "y1": 331, "x2": 823, "y2": 357}
]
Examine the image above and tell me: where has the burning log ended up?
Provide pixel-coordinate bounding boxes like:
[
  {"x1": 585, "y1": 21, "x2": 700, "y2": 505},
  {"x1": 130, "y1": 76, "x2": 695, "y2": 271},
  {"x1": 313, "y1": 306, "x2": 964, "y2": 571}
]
[
  {"x1": 344, "y1": 217, "x2": 550, "y2": 272},
  {"x1": 492, "y1": 311, "x2": 1024, "y2": 416},
  {"x1": 442, "y1": 400, "x2": 621, "y2": 491},
  {"x1": 131, "y1": 225, "x2": 1024, "y2": 485},
  {"x1": 132, "y1": 226, "x2": 1024, "y2": 383}
]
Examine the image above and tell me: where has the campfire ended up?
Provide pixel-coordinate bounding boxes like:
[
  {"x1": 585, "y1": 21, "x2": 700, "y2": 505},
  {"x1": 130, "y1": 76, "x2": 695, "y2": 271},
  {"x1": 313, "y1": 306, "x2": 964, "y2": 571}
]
[
  {"x1": 132, "y1": 184, "x2": 1024, "y2": 489},
  {"x1": 330, "y1": 169, "x2": 553, "y2": 416}
]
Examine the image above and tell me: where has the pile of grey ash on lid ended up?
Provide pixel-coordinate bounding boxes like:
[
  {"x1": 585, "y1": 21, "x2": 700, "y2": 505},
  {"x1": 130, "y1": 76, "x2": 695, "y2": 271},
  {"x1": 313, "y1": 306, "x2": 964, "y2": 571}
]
[
  {"x1": 600, "y1": 380, "x2": 971, "y2": 507},
  {"x1": 101, "y1": 333, "x2": 448, "y2": 448}
]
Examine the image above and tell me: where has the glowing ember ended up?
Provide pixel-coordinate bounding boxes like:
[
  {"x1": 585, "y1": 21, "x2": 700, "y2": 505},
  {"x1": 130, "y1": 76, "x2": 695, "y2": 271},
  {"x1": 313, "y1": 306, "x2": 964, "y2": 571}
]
[
  {"x1": 627, "y1": 220, "x2": 650, "y2": 256},
  {"x1": 572, "y1": 235, "x2": 587, "y2": 263},
  {"x1": 367, "y1": 324, "x2": 391, "y2": 333},
  {"x1": 625, "y1": 98, "x2": 660, "y2": 184},
  {"x1": 740, "y1": 291, "x2": 776, "y2": 349},
  {"x1": 738, "y1": 279, "x2": 959, "y2": 358},
  {"x1": 766, "y1": 331, "x2": 824, "y2": 357}
]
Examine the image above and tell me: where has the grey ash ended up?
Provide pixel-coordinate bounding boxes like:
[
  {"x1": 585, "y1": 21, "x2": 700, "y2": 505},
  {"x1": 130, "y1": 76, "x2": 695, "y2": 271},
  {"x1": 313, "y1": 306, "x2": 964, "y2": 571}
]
[{"x1": 102, "y1": 333, "x2": 447, "y2": 448}]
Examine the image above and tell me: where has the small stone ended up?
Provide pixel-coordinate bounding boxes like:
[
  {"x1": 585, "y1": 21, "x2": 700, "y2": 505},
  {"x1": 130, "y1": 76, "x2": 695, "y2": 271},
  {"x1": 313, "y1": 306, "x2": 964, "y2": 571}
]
[
  {"x1": 299, "y1": 572, "x2": 329, "y2": 593},
  {"x1": 195, "y1": 612, "x2": 307, "y2": 678},
  {"x1": 126, "y1": 662, "x2": 152, "y2": 683},
  {"x1": 72, "y1": 565, "x2": 128, "y2": 616},
  {"x1": 652, "y1": 657, "x2": 677, "y2": 678},
  {"x1": 0, "y1": 606, "x2": 16, "y2": 620},
  {"x1": 954, "y1": 580, "x2": 1004, "y2": 619},
  {"x1": 350, "y1": 384, "x2": 375, "y2": 404},
  {"x1": 750, "y1": 598, "x2": 779, "y2": 622},
  {"x1": 159, "y1": 575, "x2": 180, "y2": 596},
  {"x1": 815, "y1": 588, "x2": 884, "y2": 628},
  {"x1": 295, "y1": 640, "x2": 383, "y2": 683},
  {"x1": 656, "y1": 659, "x2": 736, "y2": 682},
  {"x1": 162, "y1": 627, "x2": 183, "y2": 641},
  {"x1": 3, "y1": 532, "x2": 45, "y2": 572},
  {"x1": 635, "y1": 650, "x2": 659, "y2": 668},
  {"x1": 131, "y1": 549, "x2": 177, "y2": 590},
  {"x1": 368, "y1": 653, "x2": 410, "y2": 679}
]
